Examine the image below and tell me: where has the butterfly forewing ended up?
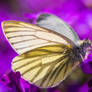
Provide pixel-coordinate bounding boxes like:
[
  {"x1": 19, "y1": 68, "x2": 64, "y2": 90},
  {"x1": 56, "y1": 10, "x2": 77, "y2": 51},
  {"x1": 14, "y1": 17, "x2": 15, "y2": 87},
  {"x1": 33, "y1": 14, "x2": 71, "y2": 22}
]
[{"x1": 2, "y1": 21, "x2": 75, "y2": 54}]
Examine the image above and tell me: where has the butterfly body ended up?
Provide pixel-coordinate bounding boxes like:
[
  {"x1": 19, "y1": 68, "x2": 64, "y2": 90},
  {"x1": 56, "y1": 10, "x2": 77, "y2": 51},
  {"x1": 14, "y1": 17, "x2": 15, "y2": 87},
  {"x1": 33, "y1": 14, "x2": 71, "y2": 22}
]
[
  {"x1": 2, "y1": 13, "x2": 92, "y2": 88},
  {"x1": 73, "y1": 40, "x2": 91, "y2": 62}
]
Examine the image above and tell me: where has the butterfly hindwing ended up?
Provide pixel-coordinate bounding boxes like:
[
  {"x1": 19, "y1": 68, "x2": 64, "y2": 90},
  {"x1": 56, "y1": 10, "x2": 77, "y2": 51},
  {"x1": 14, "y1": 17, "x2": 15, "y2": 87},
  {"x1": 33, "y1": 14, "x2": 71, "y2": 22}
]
[{"x1": 12, "y1": 44, "x2": 78, "y2": 88}]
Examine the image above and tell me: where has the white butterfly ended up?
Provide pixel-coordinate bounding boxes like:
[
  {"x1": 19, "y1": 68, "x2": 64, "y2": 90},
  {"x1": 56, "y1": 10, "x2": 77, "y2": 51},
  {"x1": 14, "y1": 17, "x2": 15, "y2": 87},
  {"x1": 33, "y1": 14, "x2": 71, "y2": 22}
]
[{"x1": 2, "y1": 13, "x2": 92, "y2": 88}]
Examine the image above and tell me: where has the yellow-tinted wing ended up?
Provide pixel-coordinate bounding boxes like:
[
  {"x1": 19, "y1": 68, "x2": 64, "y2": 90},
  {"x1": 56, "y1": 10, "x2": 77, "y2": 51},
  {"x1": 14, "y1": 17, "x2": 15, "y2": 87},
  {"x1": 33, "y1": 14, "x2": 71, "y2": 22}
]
[
  {"x1": 12, "y1": 44, "x2": 79, "y2": 88},
  {"x1": 2, "y1": 21, "x2": 79, "y2": 88},
  {"x1": 2, "y1": 21, "x2": 75, "y2": 54}
]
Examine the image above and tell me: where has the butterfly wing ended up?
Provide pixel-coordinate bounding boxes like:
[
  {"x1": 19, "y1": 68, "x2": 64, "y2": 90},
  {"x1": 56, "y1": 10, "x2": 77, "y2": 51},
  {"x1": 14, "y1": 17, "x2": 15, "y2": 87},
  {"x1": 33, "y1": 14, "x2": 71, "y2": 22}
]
[
  {"x1": 2, "y1": 21, "x2": 75, "y2": 54},
  {"x1": 2, "y1": 21, "x2": 79, "y2": 88},
  {"x1": 12, "y1": 44, "x2": 79, "y2": 88},
  {"x1": 36, "y1": 13, "x2": 80, "y2": 46}
]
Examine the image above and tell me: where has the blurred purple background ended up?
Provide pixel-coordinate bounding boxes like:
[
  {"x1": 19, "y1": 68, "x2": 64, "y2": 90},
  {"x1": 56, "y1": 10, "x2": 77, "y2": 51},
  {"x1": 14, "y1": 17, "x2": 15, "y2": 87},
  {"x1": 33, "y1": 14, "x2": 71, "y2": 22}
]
[{"x1": 0, "y1": 0, "x2": 92, "y2": 92}]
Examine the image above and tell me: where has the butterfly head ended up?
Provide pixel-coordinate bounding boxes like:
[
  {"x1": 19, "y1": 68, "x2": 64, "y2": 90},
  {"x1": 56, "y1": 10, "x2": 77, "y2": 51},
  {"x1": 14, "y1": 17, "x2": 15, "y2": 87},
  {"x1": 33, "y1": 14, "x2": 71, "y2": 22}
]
[
  {"x1": 82, "y1": 39, "x2": 92, "y2": 49},
  {"x1": 80, "y1": 39, "x2": 92, "y2": 61}
]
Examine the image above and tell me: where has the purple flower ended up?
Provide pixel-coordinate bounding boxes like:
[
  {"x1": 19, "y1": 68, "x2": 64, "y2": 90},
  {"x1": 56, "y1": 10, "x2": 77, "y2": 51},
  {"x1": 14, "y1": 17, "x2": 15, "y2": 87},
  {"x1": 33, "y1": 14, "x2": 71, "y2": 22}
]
[
  {"x1": 1, "y1": 72, "x2": 22, "y2": 92},
  {"x1": 78, "y1": 78, "x2": 92, "y2": 92},
  {"x1": 81, "y1": 54, "x2": 92, "y2": 74},
  {"x1": 0, "y1": 80, "x2": 11, "y2": 92},
  {"x1": 0, "y1": 0, "x2": 92, "y2": 92}
]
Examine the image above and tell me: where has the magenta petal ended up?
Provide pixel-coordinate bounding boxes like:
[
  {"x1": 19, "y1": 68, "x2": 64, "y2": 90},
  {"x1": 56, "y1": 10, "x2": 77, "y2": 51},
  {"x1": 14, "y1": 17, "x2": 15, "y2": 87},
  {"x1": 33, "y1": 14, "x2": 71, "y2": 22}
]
[
  {"x1": 0, "y1": 81, "x2": 11, "y2": 92},
  {"x1": 81, "y1": 54, "x2": 92, "y2": 74},
  {"x1": 78, "y1": 78, "x2": 92, "y2": 92},
  {"x1": 78, "y1": 82, "x2": 89, "y2": 92}
]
